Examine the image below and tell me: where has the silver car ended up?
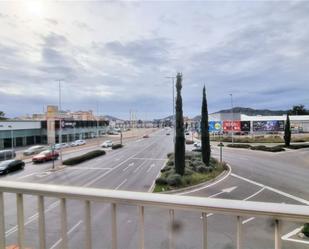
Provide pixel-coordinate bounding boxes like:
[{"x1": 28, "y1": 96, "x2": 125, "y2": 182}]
[{"x1": 23, "y1": 145, "x2": 47, "y2": 156}]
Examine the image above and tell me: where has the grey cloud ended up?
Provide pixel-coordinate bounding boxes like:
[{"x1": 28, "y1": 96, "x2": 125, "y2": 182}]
[
  {"x1": 45, "y1": 18, "x2": 58, "y2": 25},
  {"x1": 101, "y1": 38, "x2": 171, "y2": 66},
  {"x1": 73, "y1": 21, "x2": 93, "y2": 31}
]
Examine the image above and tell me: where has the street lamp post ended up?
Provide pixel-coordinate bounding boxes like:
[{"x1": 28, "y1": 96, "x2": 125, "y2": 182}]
[{"x1": 230, "y1": 93, "x2": 234, "y2": 144}]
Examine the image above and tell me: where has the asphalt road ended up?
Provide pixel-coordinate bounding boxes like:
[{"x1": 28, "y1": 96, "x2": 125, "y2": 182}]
[{"x1": 1, "y1": 129, "x2": 309, "y2": 249}]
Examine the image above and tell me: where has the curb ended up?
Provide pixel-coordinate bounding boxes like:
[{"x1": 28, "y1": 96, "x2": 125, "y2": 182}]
[{"x1": 153, "y1": 163, "x2": 232, "y2": 195}]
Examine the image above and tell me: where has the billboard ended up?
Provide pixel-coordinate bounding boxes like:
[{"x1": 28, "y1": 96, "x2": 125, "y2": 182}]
[
  {"x1": 209, "y1": 121, "x2": 222, "y2": 132},
  {"x1": 223, "y1": 121, "x2": 241, "y2": 131},
  {"x1": 253, "y1": 121, "x2": 284, "y2": 132},
  {"x1": 240, "y1": 121, "x2": 251, "y2": 132}
]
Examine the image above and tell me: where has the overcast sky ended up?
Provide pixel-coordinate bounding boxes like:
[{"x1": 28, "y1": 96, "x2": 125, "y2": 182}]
[{"x1": 0, "y1": 0, "x2": 308, "y2": 119}]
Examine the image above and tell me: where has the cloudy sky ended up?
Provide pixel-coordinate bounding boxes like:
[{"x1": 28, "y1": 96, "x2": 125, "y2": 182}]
[{"x1": 0, "y1": 0, "x2": 309, "y2": 119}]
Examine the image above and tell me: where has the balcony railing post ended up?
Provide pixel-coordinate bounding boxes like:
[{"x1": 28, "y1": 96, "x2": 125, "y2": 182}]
[
  {"x1": 0, "y1": 192, "x2": 5, "y2": 249},
  {"x1": 169, "y1": 209, "x2": 175, "y2": 249},
  {"x1": 202, "y1": 212, "x2": 207, "y2": 249},
  {"x1": 237, "y1": 216, "x2": 242, "y2": 249},
  {"x1": 60, "y1": 198, "x2": 68, "y2": 249},
  {"x1": 274, "y1": 219, "x2": 282, "y2": 249},
  {"x1": 38, "y1": 195, "x2": 46, "y2": 249},
  {"x1": 111, "y1": 203, "x2": 117, "y2": 249},
  {"x1": 85, "y1": 200, "x2": 92, "y2": 249},
  {"x1": 139, "y1": 206, "x2": 145, "y2": 249},
  {"x1": 17, "y1": 193, "x2": 25, "y2": 249}
]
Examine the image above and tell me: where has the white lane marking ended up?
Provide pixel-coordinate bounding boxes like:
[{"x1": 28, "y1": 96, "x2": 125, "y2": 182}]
[
  {"x1": 67, "y1": 167, "x2": 112, "y2": 170},
  {"x1": 115, "y1": 179, "x2": 128, "y2": 190},
  {"x1": 148, "y1": 160, "x2": 168, "y2": 192},
  {"x1": 242, "y1": 217, "x2": 256, "y2": 224},
  {"x1": 133, "y1": 160, "x2": 149, "y2": 173},
  {"x1": 243, "y1": 187, "x2": 265, "y2": 201},
  {"x1": 49, "y1": 220, "x2": 83, "y2": 249},
  {"x1": 204, "y1": 186, "x2": 238, "y2": 198},
  {"x1": 6, "y1": 200, "x2": 59, "y2": 237},
  {"x1": 123, "y1": 162, "x2": 135, "y2": 172},
  {"x1": 176, "y1": 164, "x2": 232, "y2": 195},
  {"x1": 282, "y1": 226, "x2": 309, "y2": 245},
  {"x1": 231, "y1": 173, "x2": 309, "y2": 205},
  {"x1": 146, "y1": 164, "x2": 156, "y2": 173},
  {"x1": 17, "y1": 172, "x2": 37, "y2": 179},
  {"x1": 131, "y1": 157, "x2": 166, "y2": 161},
  {"x1": 5, "y1": 136, "x2": 163, "y2": 238}
]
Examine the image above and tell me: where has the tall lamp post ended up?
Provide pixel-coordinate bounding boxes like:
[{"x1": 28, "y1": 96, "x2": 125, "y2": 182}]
[
  {"x1": 229, "y1": 93, "x2": 234, "y2": 144},
  {"x1": 165, "y1": 76, "x2": 176, "y2": 143}
]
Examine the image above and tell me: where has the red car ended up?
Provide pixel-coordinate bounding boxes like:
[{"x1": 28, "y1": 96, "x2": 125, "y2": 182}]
[{"x1": 32, "y1": 150, "x2": 59, "y2": 163}]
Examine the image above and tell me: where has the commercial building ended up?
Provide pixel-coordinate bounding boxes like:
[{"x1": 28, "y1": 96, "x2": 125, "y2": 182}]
[{"x1": 0, "y1": 106, "x2": 109, "y2": 150}]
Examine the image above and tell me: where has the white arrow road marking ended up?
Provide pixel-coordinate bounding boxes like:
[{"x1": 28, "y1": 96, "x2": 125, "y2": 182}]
[
  {"x1": 146, "y1": 164, "x2": 156, "y2": 173},
  {"x1": 242, "y1": 217, "x2": 255, "y2": 224},
  {"x1": 123, "y1": 162, "x2": 134, "y2": 171},
  {"x1": 208, "y1": 186, "x2": 238, "y2": 198}
]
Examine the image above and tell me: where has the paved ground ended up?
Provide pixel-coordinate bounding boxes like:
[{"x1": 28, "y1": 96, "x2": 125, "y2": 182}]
[{"x1": 1, "y1": 129, "x2": 309, "y2": 249}]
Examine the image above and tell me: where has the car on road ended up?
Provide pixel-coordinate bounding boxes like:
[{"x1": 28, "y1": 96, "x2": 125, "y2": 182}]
[
  {"x1": 101, "y1": 140, "x2": 113, "y2": 148},
  {"x1": 32, "y1": 150, "x2": 59, "y2": 163},
  {"x1": 0, "y1": 159, "x2": 25, "y2": 175},
  {"x1": 143, "y1": 134, "x2": 149, "y2": 138},
  {"x1": 23, "y1": 145, "x2": 48, "y2": 156},
  {"x1": 166, "y1": 132, "x2": 170, "y2": 135},
  {"x1": 194, "y1": 142, "x2": 201, "y2": 147},
  {"x1": 192, "y1": 146, "x2": 202, "y2": 152},
  {"x1": 54, "y1": 143, "x2": 69, "y2": 150},
  {"x1": 0, "y1": 149, "x2": 16, "y2": 161},
  {"x1": 70, "y1": 140, "x2": 86, "y2": 147},
  {"x1": 185, "y1": 132, "x2": 190, "y2": 135}
]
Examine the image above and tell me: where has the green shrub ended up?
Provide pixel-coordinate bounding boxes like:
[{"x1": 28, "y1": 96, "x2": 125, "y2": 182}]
[
  {"x1": 155, "y1": 177, "x2": 168, "y2": 185},
  {"x1": 185, "y1": 140, "x2": 194, "y2": 145},
  {"x1": 166, "y1": 160, "x2": 174, "y2": 166},
  {"x1": 227, "y1": 144, "x2": 251, "y2": 149},
  {"x1": 184, "y1": 168, "x2": 194, "y2": 176},
  {"x1": 287, "y1": 144, "x2": 309, "y2": 150},
  {"x1": 197, "y1": 166, "x2": 209, "y2": 173},
  {"x1": 112, "y1": 144, "x2": 123, "y2": 150},
  {"x1": 161, "y1": 165, "x2": 172, "y2": 173},
  {"x1": 63, "y1": 150, "x2": 106, "y2": 165},
  {"x1": 167, "y1": 152, "x2": 174, "y2": 158},
  {"x1": 302, "y1": 223, "x2": 309, "y2": 237},
  {"x1": 250, "y1": 145, "x2": 285, "y2": 152},
  {"x1": 166, "y1": 174, "x2": 182, "y2": 187}
]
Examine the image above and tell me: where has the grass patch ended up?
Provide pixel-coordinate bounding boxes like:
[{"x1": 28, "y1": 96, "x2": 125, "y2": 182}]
[
  {"x1": 226, "y1": 144, "x2": 252, "y2": 149},
  {"x1": 286, "y1": 144, "x2": 309, "y2": 150},
  {"x1": 302, "y1": 223, "x2": 309, "y2": 237},
  {"x1": 63, "y1": 150, "x2": 106, "y2": 165},
  {"x1": 153, "y1": 152, "x2": 227, "y2": 192},
  {"x1": 226, "y1": 144, "x2": 285, "y2": 152}
]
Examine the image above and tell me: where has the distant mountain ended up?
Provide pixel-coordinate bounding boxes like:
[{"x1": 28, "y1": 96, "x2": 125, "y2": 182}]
[
  {"x1": 153, "y1": 115, "x2": 173, "y2": 121},
  {"x1": 102, "y1": 115, "x2": 123, "y2": 121},
  {"x1": 214, "y1": 107, "x2": 288, "y2": 116}
]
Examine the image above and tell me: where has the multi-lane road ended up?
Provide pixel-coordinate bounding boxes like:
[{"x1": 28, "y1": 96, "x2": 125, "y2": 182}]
[{"x1": 1, "y1": 128, "x2": 309, "y2": 249}]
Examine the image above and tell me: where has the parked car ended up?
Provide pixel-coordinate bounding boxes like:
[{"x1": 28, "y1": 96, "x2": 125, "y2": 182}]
[
  {"x1": 166, "y1": 132, "x2": 170, "y2": 135},
  {"x1": 70, "y1": 140, "x2": 86, "y2": 147},
  {"x1": 0, "y1": 149, "x2": 16, "y2": 161},
  {"x1": 101, "y1": 140, "x2": 113, "y2": 148},
  {"x1": 32, "y1": 150, "x2": 59, "y2": 163},
  {"x1": 23, "y1": 145, "x2": 47, "y2": 156},
  {"x1": 54, "y1": 143, "x2": 69, "y2": 150},
  {"x1": 185, "y1": 132, "x2": 190, "y2": 135},
  {"x1": 192, "y1": 146, "x2": 202, "y2": 152},
  {"x1": 143, "y1": 134, "x2": 149, "y2": 138},
  {"x1": 194, "y1": 142, "x2": 201, "y2": 147},
  {"x1": 0, "y1": 159, "x2": 25, "y2": 175}
]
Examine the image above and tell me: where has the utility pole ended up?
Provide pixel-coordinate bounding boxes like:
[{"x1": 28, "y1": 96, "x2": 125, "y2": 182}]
[
  {"x1": 166, "y1": 76, "x2": 176, "y2": 143},
  {"x1": 230, "y1": 93, "x2": 234, "y2": 144}
]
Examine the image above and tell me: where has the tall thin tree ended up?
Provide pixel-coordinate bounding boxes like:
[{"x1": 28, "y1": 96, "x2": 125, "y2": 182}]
[
  {"x1": 284, "y1": 114, "x2": 291, "y2": 147},
  {"x1": 174, "y1": 73, "x2": 185, "y2": 175},
  {"x1": 201, "y1": 86, "x2": 211, "y2": 166}
]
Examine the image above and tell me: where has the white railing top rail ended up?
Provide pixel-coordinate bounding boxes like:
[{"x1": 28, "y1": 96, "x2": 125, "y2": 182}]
[{"x1": 0, "y1": 180, "x2": 308, "y2": 222}]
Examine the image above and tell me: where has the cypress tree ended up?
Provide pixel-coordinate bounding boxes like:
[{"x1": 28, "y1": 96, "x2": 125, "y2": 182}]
[
  {"x1": 284, "y1": 114, "x2": 291, "y2": 147},
  {"x1": 174, "y1": 73, "x2": 185, "y2": 175},
  {"x1": 201, "y1": 86, "x2": 211, "y2": 166}
]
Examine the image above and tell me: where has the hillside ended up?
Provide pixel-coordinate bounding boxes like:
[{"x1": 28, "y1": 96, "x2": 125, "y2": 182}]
[{"x1": 213, "y1": 107, "x2": 288, "y2": 116}]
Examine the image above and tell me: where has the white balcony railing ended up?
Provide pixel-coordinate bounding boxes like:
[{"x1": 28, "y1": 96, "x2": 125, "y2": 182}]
[{"x1": 0, "y1": 180, "x2": 308, "y2": 249}]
